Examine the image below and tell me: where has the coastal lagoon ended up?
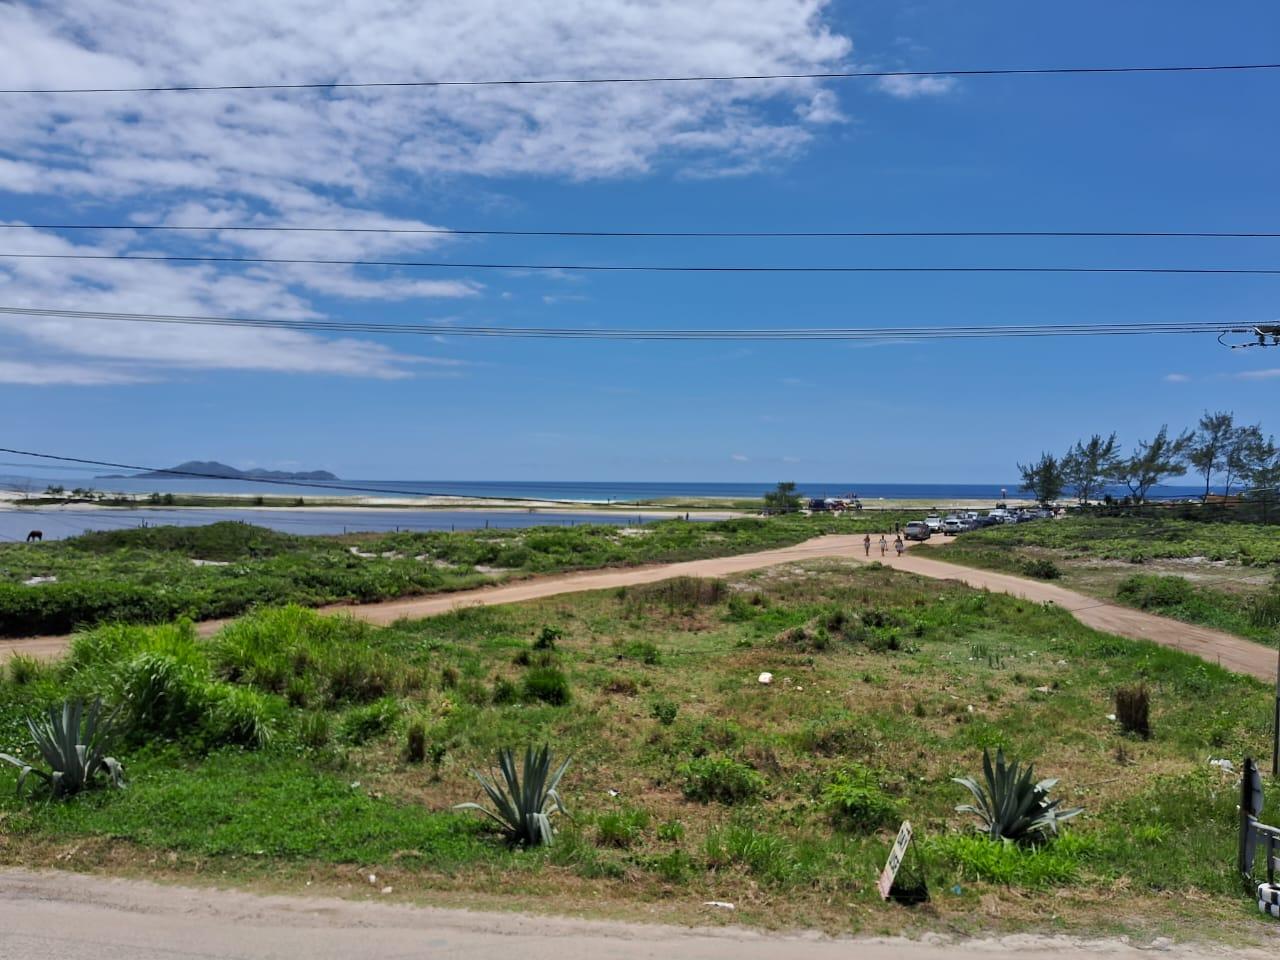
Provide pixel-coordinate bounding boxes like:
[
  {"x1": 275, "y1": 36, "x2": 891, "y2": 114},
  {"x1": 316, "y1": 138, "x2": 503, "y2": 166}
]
[{"x1": 0, "y1": 507, "x2": 699, "y2": 542}]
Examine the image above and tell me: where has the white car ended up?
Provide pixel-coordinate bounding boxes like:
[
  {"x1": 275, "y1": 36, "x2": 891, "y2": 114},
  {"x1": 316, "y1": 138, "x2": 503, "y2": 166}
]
[
  {"x1": 942, "y1": 517, "x2": 964, "y2": 535},
  {"x1": 924, "y1": 515, "x2": 943, "y2": 533}
]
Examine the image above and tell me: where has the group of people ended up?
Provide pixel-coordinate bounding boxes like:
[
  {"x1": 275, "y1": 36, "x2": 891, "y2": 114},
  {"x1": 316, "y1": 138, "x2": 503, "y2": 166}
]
[{"x1": 863, "y1": 532, "x2": 904, "y2": 558}]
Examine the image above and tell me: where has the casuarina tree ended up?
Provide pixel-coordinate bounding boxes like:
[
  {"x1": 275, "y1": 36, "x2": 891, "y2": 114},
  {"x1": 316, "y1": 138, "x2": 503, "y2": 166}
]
[
  {"x1": 1188, "y1": 410, "x2": 1235, "y2": 502},
  {"x1": 1017, "y1": 452, "x2": 1064, "y2": 505},
  {"x1": 763, "y1": 481, "x2": 802, "y2": 515},
  {"x1": 1061, "y1": 433, "x2": 1120, "y2": 504},
  {"x1": 1115, "y1": 426, "x2": 1192, "y2": 503}
]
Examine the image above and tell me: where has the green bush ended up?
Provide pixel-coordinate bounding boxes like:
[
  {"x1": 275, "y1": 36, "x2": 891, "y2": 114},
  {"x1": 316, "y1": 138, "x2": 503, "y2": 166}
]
[
  {"x1": 650, "y1": 699, "x2": 679, "y2": 726},
  {"x1": 7, "y1": 653, "x2": 43, "y2": 685},
  {"x1": 1116, "y1": 574, "x2": 1195, "y2": 610},
  {"x1": 679, "y1": 756, "x2": 764, "y2": 805},
  {"x1": 620, "y1": 640, "x2": 661, "y2": 665},
  {"x1": 118, "y1": 651, "x2": 210, "y2": 738},
  {"x1": 533, "y1": 626, "x2": 561, "y2": 650},
  {"x1": 1020, "y1": 558, "x2": 1062, "y2": 580},
  {"x1": 341, "y1": 697, "x2": 401, "y2": 744},
  {"x1": 822, "y1": 765, "x2": 898, "y2": 832},
  {"x1": 523, "y1": 667, "x2": 572, "y2": 706}
]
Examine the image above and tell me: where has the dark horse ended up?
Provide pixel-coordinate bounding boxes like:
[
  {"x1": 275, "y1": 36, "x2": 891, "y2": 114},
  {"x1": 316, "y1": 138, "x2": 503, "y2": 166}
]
[{"x1": 25, "y1": 530, "x2": 42, "y2": 542}]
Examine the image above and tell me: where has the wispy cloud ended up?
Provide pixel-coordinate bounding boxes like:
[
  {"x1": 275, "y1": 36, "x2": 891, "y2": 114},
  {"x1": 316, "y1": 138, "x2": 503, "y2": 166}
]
[
  {"x1": 731, "y1": 453, "x2": 750, "y2": 462},
  {"x1": 875, "y1": 75, "x2": 956, "y2": 99},
  {"x1": 1163, "y1": 373, "x2": 1191, "y2": 383},
  {"x1": 1234, "y1": 369, "x2": 1280, "y2": 380},
  {"x1": 0, "y1": 360, "x2": 148, "y2": 386}
]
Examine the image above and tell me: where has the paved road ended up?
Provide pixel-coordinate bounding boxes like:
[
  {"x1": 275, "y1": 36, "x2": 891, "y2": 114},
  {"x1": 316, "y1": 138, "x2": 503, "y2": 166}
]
[
  {"x1": 3, "y1": 533, "x2": 1273, "y2": 681},
  {"x1": 0, "y1": 869, "x2": 1264, "y2": 960}
]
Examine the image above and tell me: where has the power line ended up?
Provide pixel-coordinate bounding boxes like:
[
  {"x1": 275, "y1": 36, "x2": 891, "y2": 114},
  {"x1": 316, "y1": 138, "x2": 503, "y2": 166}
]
[
  {"x1": 0, "y1": 305, "x2": 1251, "y2": 341},
  {"x1": 2, "y1": 61, "x2": 1277, "y2": 95},
  {"x1": 5, "y1": 223, "x2": 1280, "y2": 240},
  {"x1": 3, "y1": 251, "x2": 1279, "y2": 276},
  {"x1": 0, "y1": 447, "x2": 586, "y2": 503}
]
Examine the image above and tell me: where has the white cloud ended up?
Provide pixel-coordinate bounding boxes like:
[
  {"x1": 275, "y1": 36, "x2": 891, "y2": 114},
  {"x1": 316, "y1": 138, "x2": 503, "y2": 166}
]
[
  {"x1": 0, "y1": 359, "x2": 147, "y2": 386},
  {"x1": 731, "y1": 453, "x2": 750, "y2": 462},
  {"x1": 1163, "y1": 373, "x2": 1191, "y2": 383},
  {"x1": 0, "y1": 1, "x2": 860, "y2": 383},
  {"x1": 1235, "y1": 369, "x2": 1280, "y2": 380},
  {"x1": 875, "y1": 75, "x2": 956, "y2": 99}
]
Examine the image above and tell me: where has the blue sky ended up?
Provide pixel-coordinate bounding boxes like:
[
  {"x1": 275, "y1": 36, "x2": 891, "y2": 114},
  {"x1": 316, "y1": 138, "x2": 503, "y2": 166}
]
[{"x1": 0, "y1": 0, "x2": 1277, "y2": 482}]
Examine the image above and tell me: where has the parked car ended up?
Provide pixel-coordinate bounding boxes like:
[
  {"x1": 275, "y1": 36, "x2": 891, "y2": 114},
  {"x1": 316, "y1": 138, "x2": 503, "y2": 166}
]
[
  {"x1": 904, "y1": 521, "x2": 931, "y2": 541},
  {"x1": 924, "y1": 515, "x2": 944, "y2": 533},
  {"x1": 942, "y1": 517, "x2": 965, "y2": 535},
  {"x1": 807, "y1": 498, "x2": 828, "y2": 512}
]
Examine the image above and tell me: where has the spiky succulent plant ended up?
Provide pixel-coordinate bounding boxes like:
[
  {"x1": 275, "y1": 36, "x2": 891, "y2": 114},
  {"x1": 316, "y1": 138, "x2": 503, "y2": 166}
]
[
  {"x1": 455, "y1": 744, "x2": 569, "y2": 846},
  {"x1": 0, "y1": 698, "x2": 126, "y2": 799},
  {"x1": 953, "y1": 747, "x2": 1081, "y2": 844}
]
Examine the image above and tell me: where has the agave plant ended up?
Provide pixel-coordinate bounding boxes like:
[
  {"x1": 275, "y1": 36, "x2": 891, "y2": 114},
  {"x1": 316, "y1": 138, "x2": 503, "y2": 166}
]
[
  {"x1": 0, "y1": 698, "x2": 126, "y2": 799},
  {"x1": 454, "y1": 744, "x2": 570, "y2": 846},
  {"x1": 953, "y1": 747, "x2": 1081, "y2": 844}
]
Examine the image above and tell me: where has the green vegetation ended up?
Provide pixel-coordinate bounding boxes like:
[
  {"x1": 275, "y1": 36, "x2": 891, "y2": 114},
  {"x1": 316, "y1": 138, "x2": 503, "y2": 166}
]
[
  {"x1": 0, "y1": 563, "x2": 1273, "y2": 938},
  {"x1": 454, "y1": 745, "x2": 571, "y2": 847},
  {"x1": 0, "y1": 514, "x2": 915, "y2": 637},
  {"x1": 933, "y1": 515, "x2": 1280, "y2": 644},
  {"x1": 953, "y1": 748, "x2": 1082, "y2": 844},
  {"x1": 0, "y1": 699, "x2": 125, "y2": 798}
]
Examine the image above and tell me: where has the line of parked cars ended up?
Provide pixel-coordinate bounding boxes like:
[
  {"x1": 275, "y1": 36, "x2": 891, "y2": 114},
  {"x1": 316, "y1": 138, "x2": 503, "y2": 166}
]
[{"x1": 905, "y1": 505, "x2": 1056, "y2": 540}]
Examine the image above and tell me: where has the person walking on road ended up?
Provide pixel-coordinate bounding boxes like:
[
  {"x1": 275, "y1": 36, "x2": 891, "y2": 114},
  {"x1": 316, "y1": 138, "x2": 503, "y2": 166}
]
[
  {"x1": 894, "y1": 535, "x2": 904, "y2": 557},
  {"x1": 863, "y1": 533, "x2": 871, "y2": 557},
  {"x1": 879, "y1": 535, "x2": 888, "y2": 557}
]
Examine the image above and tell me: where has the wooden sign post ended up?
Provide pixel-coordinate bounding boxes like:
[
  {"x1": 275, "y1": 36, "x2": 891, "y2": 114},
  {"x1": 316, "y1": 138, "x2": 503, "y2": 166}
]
[{"x1": 878, "y1": 820, "x2": 913, "y2": 900}]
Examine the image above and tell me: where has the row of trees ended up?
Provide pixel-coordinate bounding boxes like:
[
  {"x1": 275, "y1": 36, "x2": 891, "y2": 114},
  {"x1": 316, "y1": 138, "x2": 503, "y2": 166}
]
[{"x1": 1018, "y1": 411, "x2": 1279, "y2": 505}]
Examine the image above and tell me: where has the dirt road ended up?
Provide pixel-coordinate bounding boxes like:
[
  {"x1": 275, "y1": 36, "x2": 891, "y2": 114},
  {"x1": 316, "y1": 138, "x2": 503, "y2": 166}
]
[
  {"x1": 3, "y1": 533, "x2": 1274, "y2": 681},
  {"x1": 0, "y1": 869, "x2": 1263, "y2": 960}
]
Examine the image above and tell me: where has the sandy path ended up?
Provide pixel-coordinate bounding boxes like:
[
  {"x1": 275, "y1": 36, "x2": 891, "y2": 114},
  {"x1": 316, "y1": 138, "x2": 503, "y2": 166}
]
[
  {"x1": 3, "y1": 533, "x2": 1274, "y2": 682},
  {"x1": 0, "y1": 868, "x2": 1262, "y2": 960}
]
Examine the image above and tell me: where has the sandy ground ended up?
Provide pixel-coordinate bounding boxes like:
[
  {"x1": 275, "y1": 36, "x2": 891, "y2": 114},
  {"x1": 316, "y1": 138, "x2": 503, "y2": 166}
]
[
  {"x1": 3, "y1": 534, "x2": 1275, "y2": 682},
  {"x1": 0, "y1": 868, "x2": 1266, "y2": 960}
]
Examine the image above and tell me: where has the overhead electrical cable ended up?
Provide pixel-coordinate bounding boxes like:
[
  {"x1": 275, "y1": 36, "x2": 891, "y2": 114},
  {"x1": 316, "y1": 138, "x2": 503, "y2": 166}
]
[
  {"x1": 4, "y1": 223, "x2": 1280, "y2": 240},
  {"x1": 1, "y1": 251, "x2": 1277, "y2": 276},
  {"x1": 0, "y1": 305, "x2": 1254, "y2": 342},
  {"x1": 0, "y1": 448, "x2": 586, "y2": 503},
  {"x1": 2, "y1": 61, "x2": 1277, "y2": 95}
]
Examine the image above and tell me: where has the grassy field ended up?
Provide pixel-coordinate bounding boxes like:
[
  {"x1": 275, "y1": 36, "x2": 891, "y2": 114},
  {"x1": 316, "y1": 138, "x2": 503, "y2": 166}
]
[
  {"x1": 931, "y1": 517, "x2": 1280, "y2": 645},
  {"x1": 0, "y1": 561, "x2": 1272, "y2": 941},
  {"x1": 0, "y1": 514, "x2": 918, "y2": 637}
]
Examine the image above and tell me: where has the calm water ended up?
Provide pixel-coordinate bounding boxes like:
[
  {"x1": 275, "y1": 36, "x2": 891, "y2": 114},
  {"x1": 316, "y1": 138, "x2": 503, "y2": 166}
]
[
  {"x1": 0, "y1": 508, "x2": 692, "y2": 543},
  {"x1": 11, "y1": 477, "x2": 1041, "y2": 501}
]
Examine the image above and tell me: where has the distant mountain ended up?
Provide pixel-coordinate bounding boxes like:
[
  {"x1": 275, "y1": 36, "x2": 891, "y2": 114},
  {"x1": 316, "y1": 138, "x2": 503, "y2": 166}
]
[{"x1": 99, "y1": 460, "x2": 339, "y2": 481}]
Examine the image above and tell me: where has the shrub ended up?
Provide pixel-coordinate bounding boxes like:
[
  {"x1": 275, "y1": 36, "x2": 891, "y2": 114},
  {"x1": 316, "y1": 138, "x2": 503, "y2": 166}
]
[
  {"x1": 284, "y1": 675, "x2": 311, "y2": 708},
  {"x1": 405, "y1": 720, "x2": 427, "y2": 763},
  {"x1": 440, "y1": 666, "x2": 460, "y2": 689},
  {"x1": 625, "y1": 577, "x2": 726, "y2": 609},
  {"x1": 595, "y1": 807, "x2": 649, "y2": 848},
  {"x1": 454, "y1": 744, "x2": 571, "y2": 846},
  {"x1": 341, "y1": 697, "x2": 401, "y2": 744},
  {"x1": 533, "y1": 626, "x2": 561, "y2": 650},
  {"x1": 650, "y1": 699, "x2": 679, "y2": 726},
  {"x1": 1115, "y1": 685, "x2": 1151, "y2": 739},
  {"x1": 620, "y1": 640, "x2": 661, "y2": 665},
  {"x1": 652, "y1": 849, "x2": 693, "y2": 883},
  {"x1": 523, "y1": 667, "x2": 572, "y2": 706},
  {"x1": 656, "y1": 819, "x2": 685, "y2": 842},
  {"x1": 822, "y1": 765, "x2": 898, "y2": 832},
  {"x1": 0, "y1": 698, "x2": 125, "y2": 799},
  {"x1": 1020, "y1": 558, "x2": 1062, "y2": 580},
  {"x1": 954, "y1": 748, "x2": 1082, "y2": 844},
  {"x1": 1116, "y1": 574, "x2": 1195, "y2": 610},
  {"x1": 679, "y1": 756, "x2": 764, "y2": 805}
]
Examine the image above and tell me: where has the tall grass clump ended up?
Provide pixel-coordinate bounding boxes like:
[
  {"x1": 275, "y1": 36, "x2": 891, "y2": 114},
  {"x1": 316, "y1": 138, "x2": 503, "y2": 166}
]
[
  {"x1": 522, "y1": 667, "x2": 572, "y2": 706},
  {"x1": 822, "y1": 765, "x2": 898, "y2": 832}
]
